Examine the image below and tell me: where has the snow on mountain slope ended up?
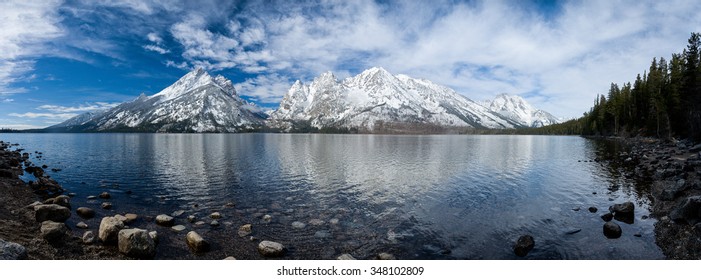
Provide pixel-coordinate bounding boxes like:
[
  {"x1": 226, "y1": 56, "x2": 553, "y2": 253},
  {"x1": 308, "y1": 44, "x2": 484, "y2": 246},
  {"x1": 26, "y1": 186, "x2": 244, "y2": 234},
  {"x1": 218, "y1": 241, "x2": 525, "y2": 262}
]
[
  {"x1": 269, "y1": 67, "x2": 520, "y2": 131},
  {"x1": 54, "y1": 68, "x2": 266, "y2": 132},
  {"x1": 486, "y1": 93, "x2": 560, "y2": 127}
]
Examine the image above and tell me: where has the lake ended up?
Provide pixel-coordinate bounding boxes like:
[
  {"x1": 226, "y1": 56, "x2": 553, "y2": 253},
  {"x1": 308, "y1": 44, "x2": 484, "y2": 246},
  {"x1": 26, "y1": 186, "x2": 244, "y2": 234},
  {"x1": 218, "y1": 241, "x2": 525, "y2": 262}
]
[{"x1": 0, "y1": 133, "x2": 664, "y2": 259}]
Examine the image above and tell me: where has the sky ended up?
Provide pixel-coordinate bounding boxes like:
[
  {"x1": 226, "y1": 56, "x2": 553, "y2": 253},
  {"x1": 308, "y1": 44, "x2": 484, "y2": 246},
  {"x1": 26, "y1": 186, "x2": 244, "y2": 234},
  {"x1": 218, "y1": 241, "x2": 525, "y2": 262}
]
[{"x1": 1, "y1": 0, "x2": 700, "y2": 129}]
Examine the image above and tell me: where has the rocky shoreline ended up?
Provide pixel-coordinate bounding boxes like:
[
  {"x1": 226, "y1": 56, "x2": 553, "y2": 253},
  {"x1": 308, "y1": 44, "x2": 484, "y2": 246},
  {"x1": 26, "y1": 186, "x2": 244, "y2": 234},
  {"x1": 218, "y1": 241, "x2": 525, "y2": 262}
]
[{"x1": 611, "y1": 137, "x2": 701, "y2": 259}]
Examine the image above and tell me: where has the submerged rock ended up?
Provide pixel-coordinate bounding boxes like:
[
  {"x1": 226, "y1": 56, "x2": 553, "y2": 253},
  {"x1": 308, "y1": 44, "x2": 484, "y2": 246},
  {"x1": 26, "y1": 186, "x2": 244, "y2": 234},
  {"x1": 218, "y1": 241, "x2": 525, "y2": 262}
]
[
  {"x1": 99, "y1": 192, "x2": 111, "y2": 199},
  {"x1": 603, "y1": 222, "x2": 622, "y2": 239},
  {"x1": 101, "y1": 202, "x2": 112, "y2": 210},
  {"x1": 76, "y1": 207, "x2": 95, "y2": 219},
  {"x1": 76, "y1": 222, "x2": 89, "y2": 229},
  {"x1": 210, "y1": 212, "x2": 222, "y2": 219},
  {"x1": 238, "y1": 224, "x2": 252, "y2": 237},
  {"x1": 172, "y1": 225, "x2": 186, "y2": 232},
  {"x1": 609, "y1": 202, "x2": 635, "y2": 217},
  {"x1": 513, "y1": 235, "x2": 535, "y2": 257},
  {"x1": 291, "y1": 221, "x2": 306, "y2": 229},
  {"x1": 588, "y1": 207, "x2": 598, "y2": 213},
  {"x1": 601, "y1": 213, "x2": 614, "y2": 222}
]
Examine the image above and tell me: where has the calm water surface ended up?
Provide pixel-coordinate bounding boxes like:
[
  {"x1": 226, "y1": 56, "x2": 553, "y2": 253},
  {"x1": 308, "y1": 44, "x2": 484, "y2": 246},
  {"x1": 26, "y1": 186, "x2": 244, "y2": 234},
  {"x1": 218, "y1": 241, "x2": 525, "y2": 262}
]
[{"x1": 0, "y1": 133, "x2": 664, "y2": 259}]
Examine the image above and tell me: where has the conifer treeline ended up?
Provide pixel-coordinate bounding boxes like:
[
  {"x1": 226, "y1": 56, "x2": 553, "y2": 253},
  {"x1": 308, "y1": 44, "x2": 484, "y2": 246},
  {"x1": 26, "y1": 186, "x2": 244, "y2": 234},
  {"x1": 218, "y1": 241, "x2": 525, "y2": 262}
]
[{"x1": 528, "y1": 32, "x2": 701, "y2": 141}]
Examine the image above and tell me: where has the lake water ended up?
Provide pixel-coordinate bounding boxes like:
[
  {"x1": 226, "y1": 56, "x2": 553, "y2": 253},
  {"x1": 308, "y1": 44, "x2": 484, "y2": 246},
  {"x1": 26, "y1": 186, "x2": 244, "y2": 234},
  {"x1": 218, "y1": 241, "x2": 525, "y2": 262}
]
[{"x1": 0, "y1": 133, "x2": 664, "y2": 259}]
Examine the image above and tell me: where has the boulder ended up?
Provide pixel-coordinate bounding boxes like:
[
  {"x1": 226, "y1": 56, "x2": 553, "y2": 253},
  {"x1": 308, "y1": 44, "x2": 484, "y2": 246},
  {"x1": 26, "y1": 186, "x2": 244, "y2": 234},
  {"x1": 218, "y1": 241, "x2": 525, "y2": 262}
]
[
  {"x1": 258, "y1": 240, "x2": 286, "y2": 257},
  {"x1": 34, "y1": 204, "x2": 71, "y2": 222},
  {"x1": 186, "y1": 231, "x2": 209, "y2": 253},
  {"x1": 603, "y1": 221, "x2": 622, "y2": 239},
  {"x1": 513, "y1": 235, "x2": 535, "y2": 257},
  {"x1": 76, "y1": 207, "x2": 95, "y2": 219},
  {"x1": 118, "y1": 228, "x2": 156, "y2": 259},
  {"x1": 82, "y1": 231, "x2": 96, "y2": 244},
  {"x1": 40, "y1": 221, "x2": 68, "y2": 242},
  {"x1": 44, "y1": 195, "x2": 71, "y2": 209},
  {"x1": 0, "y1": 239, "x2": 27, "y2": 260},
  {"x1": 609, "y1": 202, "x2": 635, "y2": 217},
  {"x1": 149, "y1": 231, "x2": 159, "y2": 244},
  {"x1": 98, "y1": 216, "x2": 125, "y2": 244},
  {"x1": 337, "y1": 253, "x2": 356, "y2": 260},
  {"x1": 155, "y1": 214, "x2": 174, "y2": 226},
  {"x1": 669, "y1": 196, "x2": 701, "y2": 225}
]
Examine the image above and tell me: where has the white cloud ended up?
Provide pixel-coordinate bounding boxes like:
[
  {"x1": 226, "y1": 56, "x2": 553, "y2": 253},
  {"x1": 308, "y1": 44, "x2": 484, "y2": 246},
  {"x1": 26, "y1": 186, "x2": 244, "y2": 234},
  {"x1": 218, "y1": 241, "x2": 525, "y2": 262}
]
[
  {"x1": 147, "y1": 32, "x2": 164, "y2": 44},
  {"x1": 1, "y1": 98, "x2": 14, "y2": 103},
  {"x1": 0, "y1": 123, "x2": 46, "y2": 130},
  {"x1": 144, "y1": 44, "x2": 170, "y2": 54},
  {"x1": 37, "y1": 102, "x2": 120, "y2": 113},
  {"x1": 234, "y1": 74, "x2": 293, "y2": 104},
  {"x1": 0, "y1": 0, "x2": 63, "y2": 95},
  {"x1": 9, "y1": 112, "x2": 78, "y2": 120}
]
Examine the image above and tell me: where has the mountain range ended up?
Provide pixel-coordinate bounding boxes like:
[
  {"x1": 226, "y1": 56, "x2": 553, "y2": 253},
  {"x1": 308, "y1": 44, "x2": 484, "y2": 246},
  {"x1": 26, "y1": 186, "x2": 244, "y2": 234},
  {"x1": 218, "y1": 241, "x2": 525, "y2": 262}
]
[{"x1": 50, "y1": 67, "x2": 559, "y2": 133}]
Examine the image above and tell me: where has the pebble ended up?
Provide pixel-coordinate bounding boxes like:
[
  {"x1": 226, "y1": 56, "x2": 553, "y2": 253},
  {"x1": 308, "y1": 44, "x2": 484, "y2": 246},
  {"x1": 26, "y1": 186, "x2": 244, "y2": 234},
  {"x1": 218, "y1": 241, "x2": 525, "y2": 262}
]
[
  {"x1": 210, "y1": 220, "x2": 220, "y2": 227},
  {"x1": 377, "y1": 253, "x2": 396, "y2": 260},
  {"x1": 195, "y1": 221, "x2": 205, "y2": 226},
  {"x1": 76, "y1": 222, "x2": 89, "y2": 229},
  {"x1": 314, "y1": 230, "x2": 331, "y2": 238},
  {"x1": 155, "y1": 214, "x2": 175, "y2": 226},
  {"x1": 76, "y1": 207, "x2": 96, "y2": 219},
  {"x1": 257, "y1": 240, "x2": 286, "y2": 257},
  {"x1": 172, "y1": 210, "x2": 185, "y2": 217},
  {"x1": 172, "y1": 225, "x2": 186, "y2": 232},
  {"x1": 210, "y1": 212, "x2": 222, "y2": 219},
  {"x1": 82, "y1": 231, "x2": 96, "y2": 244},
  {"x1": 187, "y1": 215, "x2": 196, "y2": 223},
  {"x1": 329, "y1": 218, "x2": 340, "y2": 225},
  {"x1": 224, "y1": 256, "x2": 237, "y2": 260},
  {"x1": 186, "y1": 231, "x2": 209, "y2": 253},
  {"x1": 99, "y1": 192, "x2": 111, "y2": 199},
  {"x1": 238, "y1": 224, "x2": 252, "y2": 237},
  {"x1": 588, "y1": 207, "x2": 598, "y2": 213},
  {"x1": 337, "y1": 253, "x2": 356, "y2": 260},
  {"x1": 124, "y1": 213, "x2": 138, "y2": 224},
  {"x1": 87, "y1": 196, "x2": 97, "y2": 200},
  {"x1": 101, "y1": 202, "x2": 112, "y2": 210},
  {"x1": 291, "y1": 221, "x2": 306, "y2": 229},
  {"x1": 309, "y1": 219, "x2": 325, "y2": 226},
  {"x1": 262, "y1": 215, "x2": 272, "y2": 223}
]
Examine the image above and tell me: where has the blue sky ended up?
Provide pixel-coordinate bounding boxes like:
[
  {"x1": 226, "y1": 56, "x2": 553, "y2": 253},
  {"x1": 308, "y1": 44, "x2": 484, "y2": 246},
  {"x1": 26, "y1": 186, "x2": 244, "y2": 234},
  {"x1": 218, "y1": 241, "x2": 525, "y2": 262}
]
[{"x1": 1, "y1": 0, "x2": 700, "y2": 129}]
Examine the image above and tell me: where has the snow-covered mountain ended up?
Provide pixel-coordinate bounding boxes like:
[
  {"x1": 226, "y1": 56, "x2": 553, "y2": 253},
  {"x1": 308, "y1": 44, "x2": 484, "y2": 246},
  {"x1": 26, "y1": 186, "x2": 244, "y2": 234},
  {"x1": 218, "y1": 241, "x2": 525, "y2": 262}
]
[
  {"x1": 50, "y1": 68, "x2": 266, "y2": 132},
  {"x1": 268, "y1": 67, "x2": 521, "y2": 132},
  {"x1": 485, "y1": 93, "x2": 560, "y2": 127}
]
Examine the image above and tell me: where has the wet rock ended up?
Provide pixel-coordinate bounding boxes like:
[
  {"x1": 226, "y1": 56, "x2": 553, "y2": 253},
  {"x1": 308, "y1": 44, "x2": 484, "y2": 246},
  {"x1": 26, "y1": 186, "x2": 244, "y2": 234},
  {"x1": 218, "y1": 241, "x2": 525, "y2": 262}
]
[
  {"x1": 210, "y1": 220, "x2": 220, "y2": 227},
  {"x1": 329, "y1": 218, "x2": 340, "y2": 225},
  {"x1": 25, "y1": 201, "x2": 42, "y2": 209},
  {"x1": 87, "y1": 195, "x2": 97, "y2": 200},
  {"x1": 186, "y1": 231, "x2": 209, "y2": 253},
  {"x1": 258, "y1": 240, "x2": 286, "y2": 257},
  {"x1": 337, "y1": 253, "x2": 356, "y2": 260},
  {"x1": 601, "y1": 213, "x2": 614, "y2": 222},
  {"x1": 118, "y1": 228, "x2": 156, "y2": 259},
  {"x1": 377, "y1": 253, "x2": 396, "y2": 260},
  {"x1": 195, "y1": 221, "x2": 205, "y2": 226},
  {"x1": 114, "y1": 214, "x2": 128, "y2": 223},
  {"x1": 314, "y1": 230, "x2": 331, "y2": 238},
  {"x1": 210, "y1": 212, "x2": 222, "y2": 219},
  {"x1": 34, "y1": 204, "x2": 71, "y2": 222},
  {"x1": 291, "y1": 221, "x2": 306, "y2": 229},
  {"x1": 155, "y1": 214, "x2": 175, "y2": 226},
  {"x1": 82, "y1": 231, "x2": 96, "y2": 244},
  {"x1": 588, "y1": 207, "x2": 598, "y2": 213},
  {"x1": 98, "y1": 216, "x2": 125, "y2": 244},
  {"x1": 609, "y1": 202, "x2": 635, "y2": 223},
  {"x1": 572, "y1": 207, "x2": 581, "y2": 211},
  {"x1": 124, "y1": 213, "x2": 138, "y2": 224},
  {"x1": 0, "y1": 239, "x2": 27, "y2": 260},
  {"x1": 40, "y1": 221, "x2": 68, "y2": 242},
  {"x1": 101, "y1": 202, "x2": 112, "y2": 210},
  {"x1": 309, "y1": 218, "x2": 325, "y2": 226},
  {"x1": 76, "y1": 222, "x2": 89, "y2": 229},
  {"x1": 224, "y1": 256, "x2": 237, "y2": 260},
  {"x1": 76, "y1": 207, "x2": 95, "y2": 219},
  {"x1": 171, "y1": 210, "x2": 185, "y2": 217},
  {"x1": 634, "y1": 233, "x2": 642, "y2": 237},
  {"x1": 238, "y1": 224, "x2": 252, "y2": 237},
  {"x1": 172, "y1": 225, "x2": 186, "y2": 232},
  {"x1": 565, "y1": 228, "x2": 582, "y2": 235},
  {"x1": 187, "y1": 215, "x2": 196, "y2": 223},
  {"x1": 603, "y1": 222, "x2": 622, "y2": 239},
  {"x1": 513, "y1": 235, "x2": 535, "y2": 257},
  {"x1": 225, "y1": 202, "x2": 235, "y2": 208},
  {"x1": 99, "y1": 192, "x2": 111, "y2": 199},
  {"x1": 669, "y1": 196, "x2": 701, "y2": 225}
]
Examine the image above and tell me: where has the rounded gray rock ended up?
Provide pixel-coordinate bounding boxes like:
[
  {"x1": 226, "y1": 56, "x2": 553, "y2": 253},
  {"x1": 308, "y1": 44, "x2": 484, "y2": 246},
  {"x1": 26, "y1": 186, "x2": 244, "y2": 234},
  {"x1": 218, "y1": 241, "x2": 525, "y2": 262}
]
[
  {"x1": 118, "y1": 228, "x2": 156, "y2": 259},
  {"x1": 155, "y1": 214, "x2": 175, "y2": 226},
  {"x1": 186, "y1": 231, "x2": 209, "y2": 253},
  {"x1": 258, "y1": 240, "x2": 286, "y2": 257},
  {"x1": 513, "y1": 235, "x2": 535, "y2": 257},
  {"x1": 76, "y1": 207, "x2": 95, "y2": 219},
  {"x1": 34, "y1": 204, "x2": 71, "y2": 223},
  {"x1": 40, "y1": 221, "x2": 68, "y2": 242},
  {"x1": 0, "y1": 239, "x2": 27, "y2": 260},
  {"x1": 98, "y1": 216, "x2": 125, "y2": 244}
]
